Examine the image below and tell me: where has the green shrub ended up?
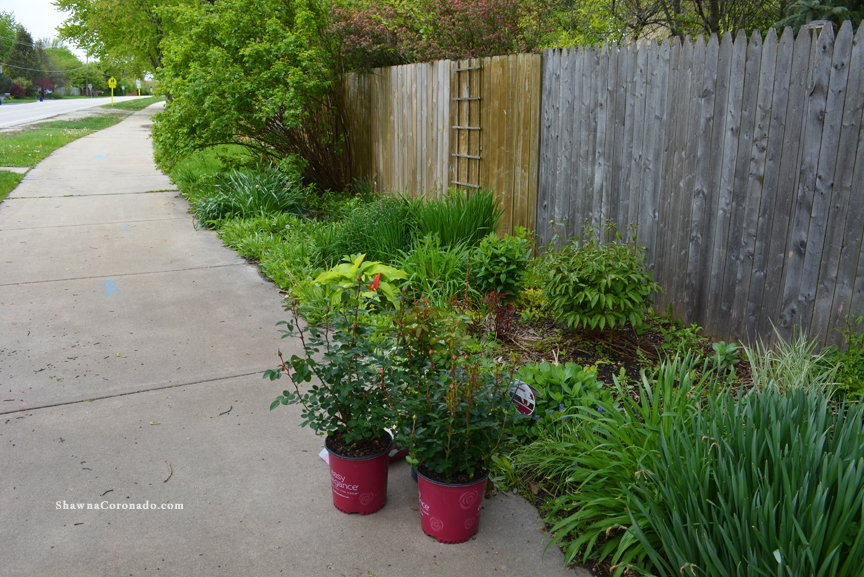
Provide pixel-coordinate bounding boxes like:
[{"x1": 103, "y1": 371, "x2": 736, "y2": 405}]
[
  {"x1": 194, "y1": 166, "x2": 305, "y2": 226},
  {"x1": 822, "y1": 316, "x2": 864, "y2": 400},
  {"x1": 513, "y1": 288, "x2": 546, "y2": 322},
  {"x1": 543, "y1": 223, "x2": 660, "y2": 331},
  {"x1": 472, "y1": 230, "x2": 531, "y2": 300},
  {"x1": 413, "y1": 188, "x2": 502, "y2": 248},
  {"x1": 628, "y1": 387, "x2": 864, "y2": 577},
  {"x1": 515, "y1": 356, "x2": 711, "y2": 573},
  {"x1": 509, "y1": 361, "x2": 607, "y2": 440},
  {"x1": 396, "y1": 234, "x2": 475, "y2": 307}
]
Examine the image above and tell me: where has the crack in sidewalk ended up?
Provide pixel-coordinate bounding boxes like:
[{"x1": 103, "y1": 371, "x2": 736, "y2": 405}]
[
  {"x1": 0, "y1": 371, "x2": 262, "y2": 416},
  {"x1": 0, "y1": 216, "x2": 189, "y2": 231},
  {"x1": 0, "y1": 262, "x2": 247, "y2": 287},
  {"x1": 5, "y1": 189, "x2": 180, "y2": 199}
]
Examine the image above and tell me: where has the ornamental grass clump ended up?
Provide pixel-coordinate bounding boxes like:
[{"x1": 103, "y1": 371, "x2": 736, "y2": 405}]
[
  {"x1": 413, "y1": 188, "x2": 502, "y2": 248},
  {"x1": 396, "y1": 234, "x2": 476, "y2": 307},
  {"x1": 194, "y1": 165, "x2": 305, "y2": 226},
  {"x1": 515, "y1": 356, "x2": 712, "y2": 573},
  {"x1": 627, "y1": 387, "x2": 864, "y2": 576},
  {"x1": 337, "y1": 196, "x2": 417, "y2": 262}
]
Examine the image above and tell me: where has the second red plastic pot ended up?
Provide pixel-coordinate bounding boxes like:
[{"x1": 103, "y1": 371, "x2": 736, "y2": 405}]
[{"x1": 417, "y1": 469, "x2": 487, "y2": 543}]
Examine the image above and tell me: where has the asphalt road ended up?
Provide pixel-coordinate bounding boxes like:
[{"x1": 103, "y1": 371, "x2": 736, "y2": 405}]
[{"x1": 0, "y1": 96, "x2": 145, "y2": 129}]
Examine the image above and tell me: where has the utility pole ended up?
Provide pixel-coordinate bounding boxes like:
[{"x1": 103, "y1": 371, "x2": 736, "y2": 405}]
[{"x1": 85, "y1": 54, "x2": 89, "y2": 96}]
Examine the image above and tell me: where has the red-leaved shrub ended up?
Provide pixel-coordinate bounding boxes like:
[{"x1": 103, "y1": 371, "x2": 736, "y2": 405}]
[{"x1": 331, "y1": 0, "x2": 548, "y2": 70}]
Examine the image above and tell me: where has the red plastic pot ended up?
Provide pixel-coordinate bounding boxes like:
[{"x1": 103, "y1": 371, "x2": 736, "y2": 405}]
[
  {"x1": 325, "y1": 435, "x2": 392, "y2": 515},
  {"x1": 417, "y1": 469, "x2": 487, "y2": 544}
]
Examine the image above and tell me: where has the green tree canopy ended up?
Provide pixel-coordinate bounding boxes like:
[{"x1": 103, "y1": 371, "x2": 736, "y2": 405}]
[
  {"x1": 0, "y1": 12, "x2": 17, "y2": 62},
  {"x1": 153, "y1": 0, "x2": 352, "y2": 190},
  {"x1": 55, "y1": 0, "x2": 188, "y2": 75},
  {"x1": 5, "y1": 26, "x2": 43, "y2": 82}
]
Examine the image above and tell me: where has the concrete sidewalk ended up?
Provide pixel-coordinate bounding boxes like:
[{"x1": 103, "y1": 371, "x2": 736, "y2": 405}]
[{"x1": 0, "y1": 106, "x2": 586, "y2": 577}]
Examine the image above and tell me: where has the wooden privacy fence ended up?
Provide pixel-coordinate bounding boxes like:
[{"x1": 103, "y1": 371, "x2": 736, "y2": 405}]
[
  {"x1": 539, "y1": 22, "x2": 864, "y2": 348},
  {"x1": 344, "y1": 54, "x2": 542, "y2": 237},
  {"x1": 344, "y1": 22, "x2": 864, "y2": 348}
]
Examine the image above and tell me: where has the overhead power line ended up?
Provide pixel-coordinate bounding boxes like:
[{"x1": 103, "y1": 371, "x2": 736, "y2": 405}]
[{"x1": 0, "y1": 61, "x2": 86, "y2": 73}]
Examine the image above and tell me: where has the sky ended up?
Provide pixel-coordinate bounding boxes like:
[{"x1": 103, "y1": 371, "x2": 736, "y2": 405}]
[{"x1": 1, "y1": 0, "x2": 87, "y2": 58}]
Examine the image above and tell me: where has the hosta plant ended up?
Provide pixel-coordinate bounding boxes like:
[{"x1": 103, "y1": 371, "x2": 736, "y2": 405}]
[{"x1": 509, "y1": 361, "x2": 608, "y2": 440}]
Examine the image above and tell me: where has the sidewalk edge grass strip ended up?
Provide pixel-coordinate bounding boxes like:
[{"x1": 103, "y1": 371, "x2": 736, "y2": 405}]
[
  {"x1": 0, "y1": 114, "x2": 127, "y2": 168},
  {"x1": 0, "y1": 170, "x2": 24, "y2": 201},
  {"x1": 101, "y1": 96, "x2": 165, "y2": 111}
]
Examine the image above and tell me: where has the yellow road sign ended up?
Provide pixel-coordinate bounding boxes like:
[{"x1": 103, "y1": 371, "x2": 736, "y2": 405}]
[{"x1": 108, "y1": 77, "x2": 117, "y2": 89}]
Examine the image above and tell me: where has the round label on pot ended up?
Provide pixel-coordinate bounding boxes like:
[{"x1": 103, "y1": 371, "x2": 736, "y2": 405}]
[{"x1": 509, "y1": 380, "x2": 536, "y2": 415}]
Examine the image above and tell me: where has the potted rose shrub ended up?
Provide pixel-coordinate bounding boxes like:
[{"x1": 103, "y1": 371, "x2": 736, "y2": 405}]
[
  {"x1": 392, "y1": 302, "x2": 516, "y2": 543},
  {"x1": 265, "y1": 266, "x2": 403, "y2": 515}
]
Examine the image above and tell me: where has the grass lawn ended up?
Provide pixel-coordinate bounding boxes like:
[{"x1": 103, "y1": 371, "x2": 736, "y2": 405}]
[
  {"x1": 1, "y1": 95, "x2": 92, "y2": 105},
  {"x1": 0, "y1": 170, "x2": 23, "y2": 201},
  {"x1": 102, "y1": 96, "x2": 165, "y2": 111},
  {"x1": 0, "y1": 115, "x2": 126, "y2": 167}
]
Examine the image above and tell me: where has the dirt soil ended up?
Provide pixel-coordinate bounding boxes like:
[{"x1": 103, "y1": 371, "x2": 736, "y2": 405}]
[{"x1": 325, "y1": 430, "x2": 392, "y2": 458}]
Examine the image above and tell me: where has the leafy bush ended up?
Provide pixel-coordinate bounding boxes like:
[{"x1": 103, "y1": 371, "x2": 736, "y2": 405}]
[
  {"x1": 396, "y1": 234, "x2": 475, "y2": 307},
  {"x1": 515, "y1": 356, "x2": 711, "y2": 573},
  {"x1": 472, "y1": 230, "x2": 531, "y2": 300},
  {"x1": 154, "y1": 0, "x2": 353, "y2": 191},
  {"x1": 413, "y1": 188, "x2": 502, "y2": 248},
  {"x1": 822, "y1": 315, "x2": 864, "y2": 400},
  {"x1": 0, "y1": 73, "x2": 12, "y2": 94},
  {"x1": 543, "y1": 223, "x2": 660, "y2": 331},
  {"x1": 9, "y1": 82, "x2": 24, "y2": 98},
  {"x1": 513, "y1": 288, "x2": 546, "y2": 322},
  {"x1": 336, "y1": 196, "x2": 416, "y2": 262},
  {"x1": 331, "y1": 0, "x2": 548, "y2": 69},
  {"x1": 509, "y1": 361, "x2": 607, "y2": 440},
  {"x1": 628, "y1": 387, "x2": 864, "y2": 577},
  {"x1": 194, "y1": 166, "x2": 305, "y2": 226}
]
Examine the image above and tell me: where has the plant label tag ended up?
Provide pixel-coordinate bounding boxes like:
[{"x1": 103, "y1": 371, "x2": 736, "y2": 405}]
[
  {"x1": 510, "y1": 380, "x2": 536, "y2": 415},
  {"x1": 319, "y1": 448, "x2": 329, "y2": 464}
]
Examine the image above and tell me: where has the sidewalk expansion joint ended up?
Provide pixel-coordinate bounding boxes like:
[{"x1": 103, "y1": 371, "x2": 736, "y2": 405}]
[
  {"x1": 6, "y1": 190, "x2": 180, "y2": 199},
  {"x1": 0, "y1": 263, "x2": 246, "y2": 287},
  {"x1": 0, "y1": 371, "x2": 262, "y2": 416},
  {"x1": 0, "y1": 217, "x2": 189, "y2": 231}
]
